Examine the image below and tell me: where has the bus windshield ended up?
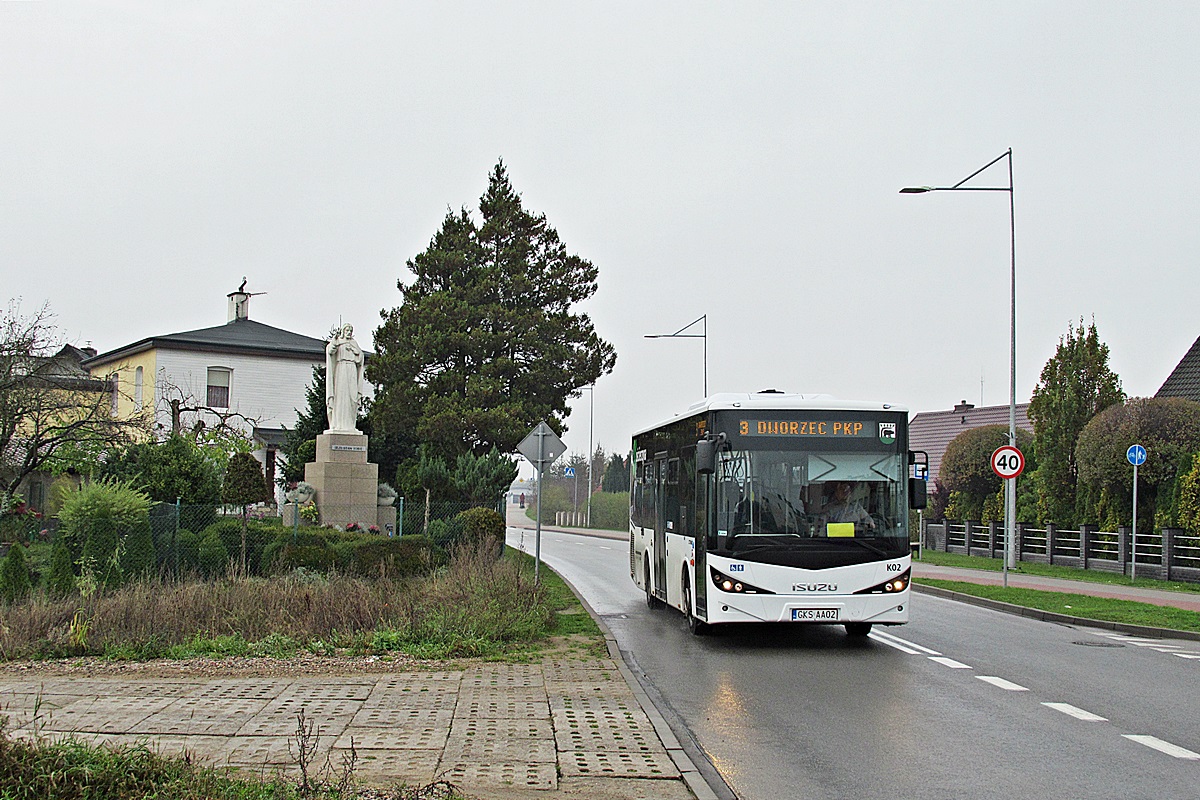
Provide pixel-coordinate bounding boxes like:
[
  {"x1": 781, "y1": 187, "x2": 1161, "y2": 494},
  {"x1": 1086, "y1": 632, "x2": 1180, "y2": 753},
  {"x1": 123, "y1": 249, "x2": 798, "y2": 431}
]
[{"x1": 710, "y1": 448, "x2": 908, "y2": 563}]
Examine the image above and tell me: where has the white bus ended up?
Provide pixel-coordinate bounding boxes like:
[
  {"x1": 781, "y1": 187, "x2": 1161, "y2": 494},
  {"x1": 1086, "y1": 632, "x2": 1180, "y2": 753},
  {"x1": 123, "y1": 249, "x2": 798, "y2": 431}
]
[{"x1": 630, "y1": 392, "x2": 927, "y2": 636}]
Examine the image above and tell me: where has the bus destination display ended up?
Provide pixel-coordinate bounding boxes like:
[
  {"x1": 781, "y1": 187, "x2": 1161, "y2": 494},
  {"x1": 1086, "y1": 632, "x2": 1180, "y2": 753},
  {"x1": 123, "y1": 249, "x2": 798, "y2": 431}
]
[{"x1": 739, "y1": 419, "x2": 873, "y2": 438}]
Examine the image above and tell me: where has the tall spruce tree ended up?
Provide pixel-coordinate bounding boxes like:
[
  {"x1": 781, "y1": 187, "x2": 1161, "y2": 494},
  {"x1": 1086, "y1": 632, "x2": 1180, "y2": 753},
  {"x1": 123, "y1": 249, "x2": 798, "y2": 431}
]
[
  {"x1": 369, "y1": 161, "x2": 616, "y2": 472},
  {"x1": 1028, "y1": 319, "x2": 1124, "y2": 525}
]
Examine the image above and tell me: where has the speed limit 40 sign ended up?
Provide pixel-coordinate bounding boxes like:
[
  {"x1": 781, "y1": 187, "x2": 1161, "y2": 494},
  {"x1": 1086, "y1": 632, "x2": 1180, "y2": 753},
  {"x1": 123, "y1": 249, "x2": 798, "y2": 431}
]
[{"x1": 991, "y1": 445, "x2": 1025, "y2": 479}]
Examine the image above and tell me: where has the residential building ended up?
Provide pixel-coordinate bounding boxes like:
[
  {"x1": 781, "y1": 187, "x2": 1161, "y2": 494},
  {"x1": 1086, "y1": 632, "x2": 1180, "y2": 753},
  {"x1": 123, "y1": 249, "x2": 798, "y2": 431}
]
[
  {"x1": 1156, "y1": 334, "x2": 1200, "y2": 404},
  {"x1": 909, "y1": 401, "x2": 1032, "y2": 485},
  {"x1": 82, "y1": 287, "x2": 330, "y2": 493}
]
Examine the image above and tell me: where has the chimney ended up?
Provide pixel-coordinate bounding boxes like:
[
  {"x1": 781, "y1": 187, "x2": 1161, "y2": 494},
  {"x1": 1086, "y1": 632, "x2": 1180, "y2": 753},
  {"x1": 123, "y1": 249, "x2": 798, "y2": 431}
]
[
  {"x1": 953, "y1": 400, "x2": 975, "y2": 413},
  {"x1": 227, "y1": 278, "x2": 250, "y2": 322}
]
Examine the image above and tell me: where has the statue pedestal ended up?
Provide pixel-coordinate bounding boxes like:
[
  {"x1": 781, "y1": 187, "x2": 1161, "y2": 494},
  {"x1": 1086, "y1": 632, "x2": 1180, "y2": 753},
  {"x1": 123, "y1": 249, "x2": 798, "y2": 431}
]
[{"x1": 306, "y1": 433, "x2": 379, "y2": 529}]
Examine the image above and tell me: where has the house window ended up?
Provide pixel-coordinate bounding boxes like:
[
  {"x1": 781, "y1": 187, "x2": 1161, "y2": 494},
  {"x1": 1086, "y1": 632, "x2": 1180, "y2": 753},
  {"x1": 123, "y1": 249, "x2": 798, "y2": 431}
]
[
  {"x1": 207, "y1": 367, "x2": 231, "y2": 408},
  {"x1": 134, "y1": 366, "x2": 144, "y2": 411}
]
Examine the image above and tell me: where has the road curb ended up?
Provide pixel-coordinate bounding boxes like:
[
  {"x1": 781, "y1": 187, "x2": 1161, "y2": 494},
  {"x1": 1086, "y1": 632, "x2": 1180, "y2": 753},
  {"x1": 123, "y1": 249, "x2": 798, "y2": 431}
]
[
  {"x1": 548, "y1": 562, "x2": 724, "y2": 800},
  {"x1": 912, "y1": 582, "x2": 1200, "y2": 642}
]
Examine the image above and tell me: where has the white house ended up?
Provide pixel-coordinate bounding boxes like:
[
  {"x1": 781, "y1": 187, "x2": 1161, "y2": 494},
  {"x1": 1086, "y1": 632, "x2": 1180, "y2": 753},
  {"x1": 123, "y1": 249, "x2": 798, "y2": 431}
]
[{"x1": 83, "y1": 287, "x2": 332, "y2": 492}]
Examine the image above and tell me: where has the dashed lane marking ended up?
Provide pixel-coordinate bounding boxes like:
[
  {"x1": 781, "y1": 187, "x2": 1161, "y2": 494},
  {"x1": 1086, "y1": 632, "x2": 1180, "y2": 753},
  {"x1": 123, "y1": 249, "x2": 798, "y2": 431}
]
[
  {"x1": 871, "y1": 630, "x2": 941, "y2": 656},
  {"x1": 976, "y1": 676, "x2": 1029, "y2": 691},
  {"x1": 868, "y1": 634, "x2": 920, "y2": 654},
  {"x1": 1042, "y1": 702, "x2": 1107, "y2": 722},
  {"x1": 928, "y1": 656, "x2": 972, "y2": 669},
  {"x1": 1123, "y1": 735, "x2": 1200, "y2": 760}
]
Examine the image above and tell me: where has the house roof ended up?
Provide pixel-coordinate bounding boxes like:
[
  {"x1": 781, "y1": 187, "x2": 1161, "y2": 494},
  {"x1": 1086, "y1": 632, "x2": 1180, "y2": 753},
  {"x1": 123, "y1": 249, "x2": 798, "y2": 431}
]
[
  {"x1": 1156, "y1": 334, "x2": 1200, "y2": 404},
  {"x1": 909, "y1": 402, "x2": 1032, "y2": 483},
  {"x1": 82, "y1": 318, "x2": 328, "y2": 368}
]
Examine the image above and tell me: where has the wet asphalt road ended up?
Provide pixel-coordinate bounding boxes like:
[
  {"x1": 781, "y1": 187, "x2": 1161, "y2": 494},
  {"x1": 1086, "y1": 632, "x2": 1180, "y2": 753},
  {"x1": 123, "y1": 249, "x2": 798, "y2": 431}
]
[{"x1": 509, "y1": 527, "x2": 1200, "y2": 800}]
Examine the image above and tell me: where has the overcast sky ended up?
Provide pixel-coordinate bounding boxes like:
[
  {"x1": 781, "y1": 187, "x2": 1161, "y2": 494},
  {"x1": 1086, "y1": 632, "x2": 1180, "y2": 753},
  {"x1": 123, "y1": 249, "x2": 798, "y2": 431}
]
[{"x1": 4, "y1": 2, "x2": 1198, "y2": 475}]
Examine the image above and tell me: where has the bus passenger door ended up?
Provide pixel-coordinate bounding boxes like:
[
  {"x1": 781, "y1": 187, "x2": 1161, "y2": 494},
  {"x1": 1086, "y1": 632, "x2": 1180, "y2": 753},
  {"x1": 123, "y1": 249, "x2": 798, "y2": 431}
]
[
  {"x1": 694, "y1": 471, "x2": 709, "y2": 617},
  {"x1": 653, "y1": 455, "x2": 668, "y2": 598}
]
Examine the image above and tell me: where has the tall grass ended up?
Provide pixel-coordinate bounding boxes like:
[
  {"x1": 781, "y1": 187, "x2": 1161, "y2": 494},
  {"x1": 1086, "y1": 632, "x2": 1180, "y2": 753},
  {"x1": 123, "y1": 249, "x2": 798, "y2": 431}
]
[{"x1": 0, "y1": 541, "x2": 565, "y2": 661}]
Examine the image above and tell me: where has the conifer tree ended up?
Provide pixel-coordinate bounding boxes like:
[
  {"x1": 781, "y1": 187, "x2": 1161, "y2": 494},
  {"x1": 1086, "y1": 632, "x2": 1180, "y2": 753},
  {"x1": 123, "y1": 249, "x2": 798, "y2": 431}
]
[
  {"x1": 1028, "y1": 319, "x2": 1124, "y2": 526},
  {"x1": 223, "y1": 452, "x2": 272, "y2": 571},
  {"x1": 0, "y1": 542, "x2": 32, "y2": 604},
  {"x1": 46, "y1": 538, "x2": 76, "y2": 598},
  {"x1": 369, "y1": 161, "x2": 616, "y2": 477}
]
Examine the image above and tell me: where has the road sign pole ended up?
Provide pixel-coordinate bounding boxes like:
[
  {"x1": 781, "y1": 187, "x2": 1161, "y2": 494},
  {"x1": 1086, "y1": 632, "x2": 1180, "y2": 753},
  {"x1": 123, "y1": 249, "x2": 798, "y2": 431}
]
[
  {"x1": 1131, "y1": 462, "x2": 1138, "y2": 581},
  {"x1": 535, "y1": 427, "x2": 545, "y2": 584}
]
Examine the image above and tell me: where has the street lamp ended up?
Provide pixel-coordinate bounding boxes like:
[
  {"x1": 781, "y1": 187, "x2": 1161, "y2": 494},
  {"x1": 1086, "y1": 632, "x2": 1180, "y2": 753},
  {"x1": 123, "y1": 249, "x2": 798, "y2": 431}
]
[
  {"x1": 645, "y1": 314, "x2": 708, "y2": 397},
  {"x1": 902, "y1": 149, "x2": 1018, "y2": 583},
  {"x1": 581, "y1": 384, "x2": 594, "y2": 528}
]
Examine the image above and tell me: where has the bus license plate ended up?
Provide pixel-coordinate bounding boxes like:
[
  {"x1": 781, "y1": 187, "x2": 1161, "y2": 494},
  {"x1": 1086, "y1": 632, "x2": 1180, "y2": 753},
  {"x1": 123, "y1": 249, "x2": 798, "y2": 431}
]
[{"x1": 792, "y1": 608, "x2": 839, "y2": 621}]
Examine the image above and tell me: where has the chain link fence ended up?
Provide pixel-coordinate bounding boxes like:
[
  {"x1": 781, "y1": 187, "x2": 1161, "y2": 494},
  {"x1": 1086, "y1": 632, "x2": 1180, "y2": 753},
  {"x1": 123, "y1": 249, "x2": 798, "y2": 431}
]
[{"x1": 1, "y1": 499, "x2": 504, "y2": 585}]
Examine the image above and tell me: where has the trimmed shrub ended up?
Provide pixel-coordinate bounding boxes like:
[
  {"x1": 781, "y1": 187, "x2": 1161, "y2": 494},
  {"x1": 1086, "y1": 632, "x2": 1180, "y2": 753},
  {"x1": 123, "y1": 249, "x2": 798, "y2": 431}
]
[
  {"x1": 262, "y1": 530, "x2": 336, "y2": 573},
  {"x1": 56, "y1": 478, "x2": 151, "y2": 559},
  {"x1": 121, "y1": 519, "x2": 157, "y2": 580},
  {"x1": 176, "y1": 530, "x2": 199, "y2": 572},
  {"x1": 586, "y1": 491, "x2": 629, "y2": 532},
  {"x1": 81, "y1": 517, "x2": 123, "y2": 590},
  {"x1": 0, "y1": 543, "x2": 32, "y2": 604},
  {"x1": 46, "y1": 538, "x2": 76, "y2": 598},
  {"x1": 197, "y1": 530, "x2": 229, "y2": 577},
  {"x1": 455, "y1": 507, "x2": 505, "y2": 558},
  {"x1": 331, "y1": 535, "x2": 435, "y2": 577}
]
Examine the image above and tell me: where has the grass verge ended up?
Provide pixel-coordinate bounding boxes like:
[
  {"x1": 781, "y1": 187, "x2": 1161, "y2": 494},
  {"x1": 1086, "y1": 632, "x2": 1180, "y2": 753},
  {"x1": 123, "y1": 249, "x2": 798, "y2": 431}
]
[
  {"x1": 0, "y1": 717, "x2": 471, "y2": 800},
  {"x1": 916, "y1": 578, "x2": 1200, "y2": 633},
  {"x1": 915, "y1": 549, "x2": 1200, "y2": 594},
  {"x1": 0, "y1": 541, "x2": 606, "y2": 663}
]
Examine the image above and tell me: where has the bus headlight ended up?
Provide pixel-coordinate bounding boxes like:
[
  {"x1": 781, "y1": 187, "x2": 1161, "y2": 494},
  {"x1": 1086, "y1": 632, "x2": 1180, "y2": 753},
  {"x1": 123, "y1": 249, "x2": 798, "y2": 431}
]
[
  {"x1": 710, "y1": 567, "x2": 773, "y2": 595},
  {"x1": 854, "y1": 569, "x2": 911, "y2": 595}
]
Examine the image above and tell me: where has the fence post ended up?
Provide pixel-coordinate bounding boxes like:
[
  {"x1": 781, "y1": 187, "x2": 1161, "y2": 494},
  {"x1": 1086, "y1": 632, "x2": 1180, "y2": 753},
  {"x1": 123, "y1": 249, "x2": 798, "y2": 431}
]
[
  {"x1": 1118, "y1": 526, "x2": 1130, "y2": 575},
  {"x1": 1016, "y1": 521, "x2": 1027, "y2": 565},
  {"x1": 943, "y1": 519, "x2": 951, "y2": 552},
  {"x1": 292, "y1": 500, "x2": 299, "y2": 542},
  {"x1": 1047, "y1": 523, "x2": 1057, "y2": 565},
  {"x1": 987, "y1": 521, "x2": 998, "y2": 558},
  {"x1": 1080, "y1": 524, "x2": 1093, "y2": 570},
  {"x1": 174, "y1": 497, "x2": 181, "y2": 578},
  {"x1": 1162, "y1": 527, "x2": 1179, "y2": 582},
  {"x1": 397, "y1": 496, "x2": 403, "y2": 538}
]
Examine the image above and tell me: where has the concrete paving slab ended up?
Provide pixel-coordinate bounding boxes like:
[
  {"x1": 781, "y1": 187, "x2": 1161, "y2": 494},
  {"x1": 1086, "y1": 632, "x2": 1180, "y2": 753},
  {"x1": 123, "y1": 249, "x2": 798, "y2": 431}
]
[
  {"x1": 37, "y1": 696, "x2": 176, "y2": 734},
  {"x1": 442, "y1": 734, "x2": 557, "y2": 764},
  {"x1": 551, "y1": 707, "x2": 657, "y2": 753},
  {"x1": 340, "y1": 748, "x2": 440, "y2": 784},
  {"x1": 334, "y1": 725, "x2": 450, "y2": 750},
  {"x1": 225, "y1": 735, "x2": 297, "y2": 766},
  {"x1": 462, "y1": 664, "x2": 546, "y2": 688},
  {"x1": 448, "y1": 715, "x2": 554, "y2": 740},
  {"x1": 282, "y1": 680, "x2": 375, "y2": 701},
  {"x1": 364, "y1": 684, "x2": 459, "y2": 709},
  {"x1": 350, "y1": 705, "x2": 453, "y2": 728},
  {"x1": 439, "y1": 760, "x2": 557, "y2": 791},
  {"x1": 453, "y1": 697, "x2": 549, "y2": 720},
  {"x1": 458, "y1": 685, "x2": 547, "y2": 705},
  {"x1": 193, "y1": 680, "x2": 291, "y2": 701},
  {"x1": 130, "y1": 696, "x2": 269, "y2": 735},
  {"x1": 559, "y1": 749, "x2": 681, "y2": 779}
]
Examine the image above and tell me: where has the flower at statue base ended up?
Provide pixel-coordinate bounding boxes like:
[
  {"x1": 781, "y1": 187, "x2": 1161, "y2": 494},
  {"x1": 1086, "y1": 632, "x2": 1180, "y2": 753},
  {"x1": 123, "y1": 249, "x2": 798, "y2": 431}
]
[{"x1": 298, "y1": 503, "x2": 319, "y2": 524}]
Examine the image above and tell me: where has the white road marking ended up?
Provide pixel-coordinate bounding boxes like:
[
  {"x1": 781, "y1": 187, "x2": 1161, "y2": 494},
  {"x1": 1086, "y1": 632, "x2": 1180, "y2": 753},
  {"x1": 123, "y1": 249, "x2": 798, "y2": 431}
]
[
  {"x1": 868, "y1": 633, "x2": 920, "y2": 654},
  {"x1": 1173, "y1": 653, "x2": 1200, "y2": 660},
  {"x1": 929, "y1": 656, "x2": 972, "y2": 669},
  {"x1": 871, "y1": 630, "x2": 941, "y2": 656},
  {"x1": 1042, "y1": 702, "x2": 1107, "y2": 722},
  {"x1": 1123, "y1": 735, "x2": 1200, "y2": 760},
  {"x1": 976, "y1": 676, "x2": 1029, "y2": 691},
  {"x1": 599, "y1": 546, "x2": 612, "y2": 550}
]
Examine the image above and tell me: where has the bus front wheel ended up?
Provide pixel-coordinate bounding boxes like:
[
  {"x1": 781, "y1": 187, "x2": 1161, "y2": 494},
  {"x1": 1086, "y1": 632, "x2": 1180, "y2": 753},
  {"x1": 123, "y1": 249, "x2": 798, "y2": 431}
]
[
  {"x1": 845, "y1": 622, "x2": 873, "y2": 637},
  {"x1": 683, "y1": 578, "x2": 707, "y2": 636}
]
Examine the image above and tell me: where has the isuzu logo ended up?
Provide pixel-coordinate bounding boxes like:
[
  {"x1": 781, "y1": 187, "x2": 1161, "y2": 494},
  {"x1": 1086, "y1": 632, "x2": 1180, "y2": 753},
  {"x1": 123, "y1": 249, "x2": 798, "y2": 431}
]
[{"x1": 793, "y1": 583, "x2": 838, "y2": 592}]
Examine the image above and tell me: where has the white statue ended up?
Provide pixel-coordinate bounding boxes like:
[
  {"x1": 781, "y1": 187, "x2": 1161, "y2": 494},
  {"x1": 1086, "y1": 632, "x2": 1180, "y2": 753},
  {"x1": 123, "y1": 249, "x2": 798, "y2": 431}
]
[{"x1": 325, "y1": 323, "x2": 364, "y2": 433}]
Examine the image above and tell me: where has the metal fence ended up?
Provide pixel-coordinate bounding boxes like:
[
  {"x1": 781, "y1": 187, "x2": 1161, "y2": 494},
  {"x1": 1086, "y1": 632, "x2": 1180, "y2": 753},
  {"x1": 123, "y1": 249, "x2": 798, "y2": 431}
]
[{"x1": 923, "y1": 520, "x2": 1200, "y2": 583}]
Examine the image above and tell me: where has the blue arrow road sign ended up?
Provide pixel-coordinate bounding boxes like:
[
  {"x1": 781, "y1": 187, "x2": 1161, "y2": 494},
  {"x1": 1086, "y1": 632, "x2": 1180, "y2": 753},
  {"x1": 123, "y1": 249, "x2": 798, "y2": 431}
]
[{"x1": 1127, "y1": 444, "x2": 1147, "y2": 466}]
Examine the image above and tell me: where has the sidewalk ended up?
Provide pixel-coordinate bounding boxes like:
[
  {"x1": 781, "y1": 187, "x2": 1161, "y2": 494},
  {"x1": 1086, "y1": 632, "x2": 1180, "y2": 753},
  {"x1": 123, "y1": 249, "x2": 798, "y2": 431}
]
[
  {"x1": 910, "y1": 561, "x2": 1200, "y2": 614},
  {"x1": 0, "y1": 506, "x2": 710, "y2": 800}
]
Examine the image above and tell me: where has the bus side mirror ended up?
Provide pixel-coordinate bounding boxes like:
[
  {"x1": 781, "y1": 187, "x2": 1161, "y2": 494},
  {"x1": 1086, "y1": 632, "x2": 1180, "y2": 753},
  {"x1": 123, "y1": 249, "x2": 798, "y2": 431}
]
[
  {"x1": 696, "y1": 438, "x2": 716, "y2": 475},
  {"x1": 909, "y1": 478, "x2": 928, "y2": 510},
  {"x1": 696, "y1": 433, "x2": 727, "y2": 475}
]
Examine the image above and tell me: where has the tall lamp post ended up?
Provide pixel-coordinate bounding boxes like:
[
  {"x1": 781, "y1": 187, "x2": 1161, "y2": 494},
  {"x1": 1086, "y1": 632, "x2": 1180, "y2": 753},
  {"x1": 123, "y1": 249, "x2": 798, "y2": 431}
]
[
  {"x1": 902, "y1": 149, "x2": 1018, "y2": 575},
  {"x1": 645, "y1": 314, "x2": 708, "y2": 397},
  {"x1": 581, "y1": 384, "x2": 594, "y2": 528}
]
